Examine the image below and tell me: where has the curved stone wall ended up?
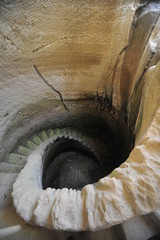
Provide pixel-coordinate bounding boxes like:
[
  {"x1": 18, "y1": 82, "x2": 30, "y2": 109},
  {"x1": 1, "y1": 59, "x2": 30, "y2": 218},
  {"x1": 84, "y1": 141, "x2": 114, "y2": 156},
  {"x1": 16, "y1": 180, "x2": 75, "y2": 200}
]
[{"x1": 0, "y1": 0, "x2": 160, "y2": 239}]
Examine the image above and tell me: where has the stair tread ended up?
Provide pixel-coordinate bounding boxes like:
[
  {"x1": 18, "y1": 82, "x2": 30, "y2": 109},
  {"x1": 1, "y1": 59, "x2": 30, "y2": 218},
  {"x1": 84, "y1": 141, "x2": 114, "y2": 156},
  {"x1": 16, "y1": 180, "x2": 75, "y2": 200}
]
[
  {"x1": 17, "y1": 146, "x2": 31, "y2": 156},
  {"x1": 7, "y1": 153, "x2": 27, "y2": 165},
  {"x1": 47, "y1": 129, "x2": 54, "y2": 138},
  {"x1": 122, "y1": 215, "x2": 159, "y2": 240},
  {"x1": 39, "y1": 130, "x2": 48, "y2": 142},
  {"x1": 154, "y1": 209, "x2": 160, "y2": 219},
  {"x1": 32, "y1": 136, "x2": 43, "y2": 145},
  {"x1": 26, "y1": 140, "x2": 38, "y2": 150},
  {"x1": 0, "y1": 162, "x2": 23, "y2": 173}
]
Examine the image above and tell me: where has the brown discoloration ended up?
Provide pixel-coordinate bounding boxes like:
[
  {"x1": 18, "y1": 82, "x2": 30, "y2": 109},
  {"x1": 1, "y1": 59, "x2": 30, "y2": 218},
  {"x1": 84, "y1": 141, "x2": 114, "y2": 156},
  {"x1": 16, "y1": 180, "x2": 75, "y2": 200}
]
[{"x1": 0, "y1": 0, "x2": 134, "y2": 107}]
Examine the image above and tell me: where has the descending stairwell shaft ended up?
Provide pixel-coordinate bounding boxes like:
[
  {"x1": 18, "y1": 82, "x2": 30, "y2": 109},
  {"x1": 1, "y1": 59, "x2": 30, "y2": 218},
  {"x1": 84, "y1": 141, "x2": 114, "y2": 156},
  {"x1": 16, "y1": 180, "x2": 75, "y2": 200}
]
[{"x1": 0, "y1": 0, "x2": 160, "y2": 239}]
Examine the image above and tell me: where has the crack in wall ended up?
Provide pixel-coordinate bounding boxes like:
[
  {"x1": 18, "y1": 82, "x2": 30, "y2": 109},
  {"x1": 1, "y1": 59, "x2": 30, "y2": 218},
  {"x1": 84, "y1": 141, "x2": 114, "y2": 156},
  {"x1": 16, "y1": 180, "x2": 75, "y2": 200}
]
[
  {"x1": 33, "y1": 64, "x2": 69, "y2": 112},
  {"x1": 0, "y1": 28, "x2": 69, "y2": 112},
  {"x1": 107, "y1": 45, "x2": 130, "y2": 103},
  {"x1": 0, "y1": 30, "x2": 21, "y2": 52}
]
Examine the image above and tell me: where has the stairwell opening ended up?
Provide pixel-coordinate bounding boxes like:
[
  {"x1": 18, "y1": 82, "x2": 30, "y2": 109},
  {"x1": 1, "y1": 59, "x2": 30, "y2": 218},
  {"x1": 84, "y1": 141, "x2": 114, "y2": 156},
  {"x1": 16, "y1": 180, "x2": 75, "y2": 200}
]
[{"x1": 41, "y1": 114, "x2": 134, "y2": 190}]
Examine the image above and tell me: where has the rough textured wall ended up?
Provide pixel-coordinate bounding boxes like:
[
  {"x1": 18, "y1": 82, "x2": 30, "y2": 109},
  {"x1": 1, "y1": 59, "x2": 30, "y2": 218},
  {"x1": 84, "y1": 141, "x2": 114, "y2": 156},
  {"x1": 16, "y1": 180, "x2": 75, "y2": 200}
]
[
  {"x1": 0, "y1": 0, "x2": 160, "y2": 239},
  {"x1": 0, "y1": 0, "x2": 134, "y2": 142}
]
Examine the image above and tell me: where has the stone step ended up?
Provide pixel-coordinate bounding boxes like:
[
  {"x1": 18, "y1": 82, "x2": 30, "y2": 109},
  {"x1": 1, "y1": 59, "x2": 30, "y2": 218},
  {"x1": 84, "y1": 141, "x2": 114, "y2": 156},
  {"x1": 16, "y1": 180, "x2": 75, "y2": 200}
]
[
  {"x1": 31, "y1": 135, "x2": 43, "y2": 145},
  {"x1": 146, "y1": 211, "x2": 160, "y2": 231},
  {"x1": 17, "y1": 146, "x2": 32, "y2": 156},
  {"x1": 154, "y1": 209, "x2": 160, "y2": 219},
  {"x1": 26, "y1": 140, "x2": 38, "y2": 150},
  {"x1": 0, "y1": 225, "x2": 22, "y2": 239},
  {"x1": 7, "y1": 153, "x2": 27, "y2": 165},
  {"x1": 60, "y1": 128, "x2": 68, "y2": 137},
  {"x1": 122, "y1": 215, "x2": 160, "y2": 240},
  {"x1": 53, "y1": 128, "x2": 61, "y2": 139},
  {"x1": 46, "y1": 129, "x2": 54, "y2": 138},
  {"x1": 0, "y1": 162, "x2": 23, "y2": 173},
  {"x1": 38, "y1": 130, "x2": 48, "y2": 142}
]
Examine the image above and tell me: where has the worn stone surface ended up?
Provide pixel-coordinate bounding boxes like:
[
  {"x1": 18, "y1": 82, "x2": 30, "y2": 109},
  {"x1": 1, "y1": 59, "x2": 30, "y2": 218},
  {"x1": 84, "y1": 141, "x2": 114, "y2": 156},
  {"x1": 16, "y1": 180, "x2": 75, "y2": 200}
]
[
  {"x1": 11, "y1": 106, "x2": 160, "y2": 231},
  {"x1": 0, "y1": 0, "x2": 160, "y2": 239},
  {"x1": 0, "y1": 0, "x2": 135, "y2": 147}
]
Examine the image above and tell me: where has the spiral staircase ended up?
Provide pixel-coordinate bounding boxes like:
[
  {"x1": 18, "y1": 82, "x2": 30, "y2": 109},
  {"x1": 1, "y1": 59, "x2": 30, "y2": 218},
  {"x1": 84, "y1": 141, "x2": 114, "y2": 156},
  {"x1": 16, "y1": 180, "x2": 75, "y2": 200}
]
[
  {"x1": 0, "y1": 127, "x2": 160, "y2": 240},
  {"x1": 0, "y1": 0, "x2": 160, "y2": 239}
]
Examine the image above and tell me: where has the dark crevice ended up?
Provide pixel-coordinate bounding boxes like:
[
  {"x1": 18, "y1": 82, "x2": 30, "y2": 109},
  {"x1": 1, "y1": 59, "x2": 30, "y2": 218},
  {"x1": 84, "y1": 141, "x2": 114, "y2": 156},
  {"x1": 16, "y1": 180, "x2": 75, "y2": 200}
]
[
  {"x1": 106, "y1": 44, "x2": 130, "y2": 104},
  {"x1": 147, "y1": 233, "x2": 160, "y2": 240},
  {"x1": 108, "y1": 45, "x2": 130, "y2": 83},
  {"x1": 96, "y1": 91, "x2": 118, "y2": 117},
  {"x1": 33, "y1": 64, "x2": 69, "y2": 112},
  {"x1": 110, "y1": 45, "x2": 129, "y2": 102},
  {"x1": 95, "y1": 45, "x2": 130, "y2": 123}
]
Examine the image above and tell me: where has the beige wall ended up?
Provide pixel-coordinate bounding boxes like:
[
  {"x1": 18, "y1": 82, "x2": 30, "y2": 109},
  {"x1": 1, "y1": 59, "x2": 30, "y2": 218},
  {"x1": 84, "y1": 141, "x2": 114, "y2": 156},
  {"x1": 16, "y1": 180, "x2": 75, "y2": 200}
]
[{"x1": 0, "y1": 1, "x2": 160, "y2": 237}]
